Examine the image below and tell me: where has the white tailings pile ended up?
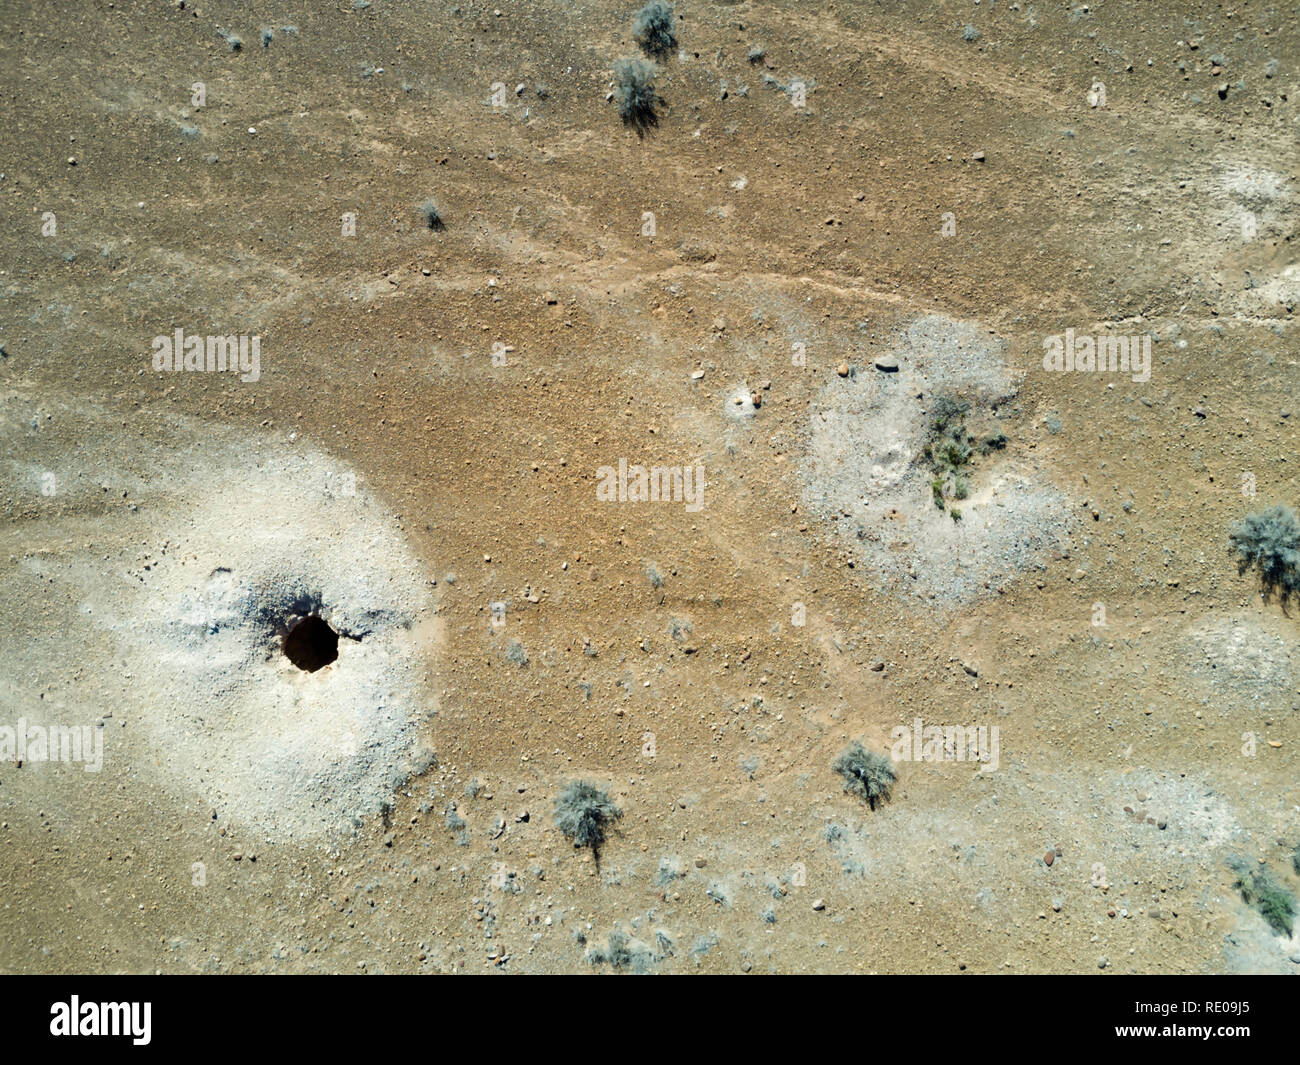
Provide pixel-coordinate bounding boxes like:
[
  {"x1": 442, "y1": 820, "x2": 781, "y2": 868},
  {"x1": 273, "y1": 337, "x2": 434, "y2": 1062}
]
[
  {"x1": 802, "y1": 314, "x2": 1072, "y2": 604},
  {"x1": 0, "y1": 391, "x2": 438, "y2": 840}
]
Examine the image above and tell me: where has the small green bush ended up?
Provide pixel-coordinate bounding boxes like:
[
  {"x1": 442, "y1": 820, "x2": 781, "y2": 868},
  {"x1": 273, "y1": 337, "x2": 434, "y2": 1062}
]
[
  {"x1": 1229, "y1": 856, "x2": 1296, "y2": 937},
  {"x1": 587, "y1": 927, "x2": 634, "y2": 968},
  {"x1": 418, "y1": 199, "x2": 446, "y2": 231},
  {"x1": 614, "y1": 57, "x2": 663, "y2": 134},
  {"x1": 833, "y1": 741, "x2": 896, "y2": 811},
  {"x1": 633, "y1": 1, "x2": 677, "y2": 58},
  {"x1": 587, "y1": 926, "x2": 669, "y2": 970},
  {"x1": 1229, "y1": 504, "x2": 1300, "y2": 605},
  {"x1": 554, "y1": 780, "x2": 622, "y2": 854}
]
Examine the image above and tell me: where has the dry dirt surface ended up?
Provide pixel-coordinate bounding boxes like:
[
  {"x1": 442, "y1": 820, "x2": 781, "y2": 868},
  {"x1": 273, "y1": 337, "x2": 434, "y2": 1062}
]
[{"x1": 0, "y1": 0, "x2": 1297, "y2": 975}]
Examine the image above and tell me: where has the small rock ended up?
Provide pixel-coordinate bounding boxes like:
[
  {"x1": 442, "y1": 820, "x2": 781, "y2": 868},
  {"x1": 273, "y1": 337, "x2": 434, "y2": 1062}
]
[
  {"x1": 1097, "y1": 956, "x2": 1109, "y2": 969},
  {"x1": 1044, "y1": 850, "x2": 1054, "y2": 867},
  {"x1": 836, "y1": 362, "x2": 850, "y2": 377},
  {"x1": 972, "y1": 151, "x2": 986, "y2": 162},
  {"x1": 812, "y1": 898, "x2": 826, "y2": 912},
  {"x1": 870, "y1": 659, "x2": 885, "y2": 672},
  {"x1": 874, "y1": 355, "x2": 899, "y2": 372}
]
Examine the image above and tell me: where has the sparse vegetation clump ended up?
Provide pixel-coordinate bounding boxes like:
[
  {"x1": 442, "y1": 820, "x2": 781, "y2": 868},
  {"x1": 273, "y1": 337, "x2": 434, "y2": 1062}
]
[
  {"x1": 588, "y1": 927, "x2": 634, "y2": 968},
  {"x1": 1228, "y1": 504, "x2": 1300, "y2": 605},
  {"x1": 833, "y1": 741, "x2": 896, "y2": 811},
  {"x1": 613, "y1": 57, "x2": 663, "y2": 135},
  {"x1": 1229, "y1": 856, "x2": 1296, "y2": 936},
  {"x1": 921, "y1": 393, "x2": 1006, "y2": 512},
  {"x1": 655, "y1": 857, "x2": 684, "y2": 885},
  {"x1": 632, "y1": 1, "x2": 677, "y2": 58},
  {"x1": 418, "y1": 199, "x2": 446, "y2": 231},
  {"x1": 587, "y1": 926, "x2": 670, "y2": 970},
  {"x1": 554, "y1": 780, "x2": 622, "y2": 859}
]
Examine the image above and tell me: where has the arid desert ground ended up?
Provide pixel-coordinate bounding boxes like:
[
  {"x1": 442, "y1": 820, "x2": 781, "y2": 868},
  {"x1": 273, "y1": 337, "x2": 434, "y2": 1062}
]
[{"x1": 1, "y1": 0, "x2": 1298, "y2": 973}]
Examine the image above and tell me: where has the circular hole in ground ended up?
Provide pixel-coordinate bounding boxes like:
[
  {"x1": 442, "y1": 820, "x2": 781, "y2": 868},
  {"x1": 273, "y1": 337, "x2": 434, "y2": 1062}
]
[{"x1": 283, "y1": 615, "x2": 339, "y2": 672}]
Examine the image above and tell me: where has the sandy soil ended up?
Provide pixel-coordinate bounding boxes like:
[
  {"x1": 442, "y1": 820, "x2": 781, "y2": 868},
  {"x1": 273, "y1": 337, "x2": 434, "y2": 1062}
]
[{"x1": 0, "y1": 0, "x2": 1297, "y2": 973}]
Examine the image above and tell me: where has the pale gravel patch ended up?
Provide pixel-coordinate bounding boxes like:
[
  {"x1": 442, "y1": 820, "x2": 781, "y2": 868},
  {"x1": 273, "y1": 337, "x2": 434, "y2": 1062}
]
[
  {"x1": 1181, "y1": 612, "x2": 1299, "y2": 695},
  {"x1": 801, "y1": 314, "x2": 1073, "y2": 604}
]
